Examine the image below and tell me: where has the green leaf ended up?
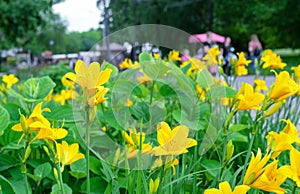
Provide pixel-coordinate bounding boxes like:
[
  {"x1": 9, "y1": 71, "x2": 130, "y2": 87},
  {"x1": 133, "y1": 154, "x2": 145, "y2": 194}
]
[
  {"x1": 131, "y1": 101, "x2": 149, "y2": 122},
  {"x1": 89, "y1": 156, "x2": 102, "y2": 176},
  {"x1": 0, "y1": 105, "x2": 10, "y2": 136},
  {"x1": 159, "y1": 84, "x2": 177, "y2": 98},
  {"x1": 22, "y1": 76, "x2": 56, "y2": 99},
  {"x1": 0, "y1": 175, "x2": 16, "y2": 194},
  {"x1": 229, "y1": 132, "x2": 248, "y2": 142},
  {"x1": 196, "y1": 69, "x2": 214, "y2": 89},
  {"x1": 149, "y1": 101, "x2": 166, "y2": 128},
  {"x1": 34, "y1": 162, "x2": 51, "y2": 180},
  {"x1": 44, "y1": 105, "x2": 83, "y2": 123},
  {"x1": 229, "y1": 124, "x2": 249, "y2": 132},
  {"x1": 201, "y1": 160, "x2": 221, "y2": 180},
  {"x1": 138, "y1": 52, "x2": 153, "y2": 63},
  {"x1": 51, "y1": 183, "x2": 72, "y2": 194},
  {"x1": 81, "y1": 177, "x2": 107, "y2": 194},
  {"x1": 0, "y1": 124, "x2": 22, "y2": 146},
  {"x1": 8, "y1": 88, "x2": 40, "y2": 103},
  {"x1": 206, "y1": 86, "x2": 236, "y2": 99},
  {"x1": 103, "y1": 110, "x2": 123, "y2": 131},
  {"x1": 101, "y1": 61, "x2": 119, "y2": 78},
  {"x1": 3, "y1": 103, "x2": 25, "y2": 121},
  {"x1": 0, "y1": 154, "x2": 19, "y2": 171},
  {"x1": 70, "y1": 158, "x2": 87, "y2": 179}
]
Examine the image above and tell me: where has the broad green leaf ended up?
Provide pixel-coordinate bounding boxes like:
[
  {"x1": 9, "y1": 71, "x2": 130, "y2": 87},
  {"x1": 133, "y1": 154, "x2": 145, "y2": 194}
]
[
  {"x1": 3, "y1": 103, "x2": 25, "y2": 121},
  {"x1": 138, "y1": 52, "x2": 153, "y2": 63},
  {"x1": 229, "y1": 132, "x2": 248, "y2": 142},
  {"x1": 103, "y1": 110, "x2": 123, "y2": 131},
  {"x1": 34, "y1": 162, "x2": 51, "y2": 180},
  {"x1": 229, "y1": 124, "x2": 249, "y2": 132},
  {"x1": 201, "y1": 160, "x2": 221, "y2": 180},
  {"x1": 81, "y1": 177, "x2": 107, "y2": 194},
  {"x1": 206, "y1": 86, "x2": 236, "y2": 99},
  {"x1": 22, "y1": 76, "x2": 56, "y2": 99},
  {"x1": 51, "y1": 183, "x2": 72, "y2": 194},
  {"x1": 8, "y1": 88, "x2": 40, "y2": 103},
  {"x1": 196, "y1": 69, "x2": 214, "y2": 89},
  {"x1": 0, "y1": 124, "x2": 22, "y2": 146},
  {"x1": 70, "y1": 158, "x2": 87, "y2": 179},
  {"x1": 0, "y1": 175, "x2": 16, "y2": 194},
  {"x1": 0, "y1": 105, "x2": 9, "y2": 136},
  {"x1": 0, "y1": 154, "x2": 18, "y2": 171},
  {"x1": 131, "y1": 101, "x2": 149, "y2": 122},
  {"x1": 149, "y1": 101, "x2": 166, "y2": 128},
  {"x1": 159, "y1": 84, "x2": 177, "y2": 98},
  {"x1": 89, "y1": 156, "x2": 102, "y2": 176}
]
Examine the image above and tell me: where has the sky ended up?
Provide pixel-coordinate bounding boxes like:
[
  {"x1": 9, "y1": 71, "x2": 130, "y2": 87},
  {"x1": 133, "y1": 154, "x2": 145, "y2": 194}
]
[{"x1": 53, "y1": 0, "x2": 101, "y2": 32}]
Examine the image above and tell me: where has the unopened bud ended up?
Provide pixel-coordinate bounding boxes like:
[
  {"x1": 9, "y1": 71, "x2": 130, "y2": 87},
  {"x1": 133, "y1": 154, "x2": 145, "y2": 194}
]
[
  {"x1": 43, "y1": 146, "x2": 50, "y2": 156},
  {"x1": 226, "y1": 140, "x2": 234, "y2": 162},
  {"x1": 20, "y1": 114, "x2": 27, "y2": 133},
  {"x1": 22, "y1": 146, "x2": 31, "y2": 163},
  {"x1": 264, "y1": 101, "x2": 285, "y2": 117},
  {"x1": 218, "y1": 66, "x2": 225, "y2": 76},
  {"x1": 53, "y1": 168, "x2": 59, "y2": 180}
]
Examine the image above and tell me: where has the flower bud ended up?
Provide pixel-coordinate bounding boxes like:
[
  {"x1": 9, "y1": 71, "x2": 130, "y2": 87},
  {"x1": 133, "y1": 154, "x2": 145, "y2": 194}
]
[
  {"x1": 22, "y1": 146, "x2": 31, "y2": 163},
  {"x1": 20, "y1": 114, "x2": 27, "y2": 133},
  {"x1": 264, "y1": 101, "x2": 285, "y2": 117},
  {"x1": 226, "y1": 140, "x2": 234, "y2": 162}
]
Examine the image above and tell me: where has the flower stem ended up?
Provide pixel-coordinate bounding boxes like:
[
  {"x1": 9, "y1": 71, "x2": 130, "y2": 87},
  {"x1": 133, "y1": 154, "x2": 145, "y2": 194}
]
[
  {"x1": 54, "y1": 164, "x2": 65, "y2": 194},
  {"x1": 149, "y1": 81, "x2": 155, "y2": 105},
  {"x1": 85, "y1": 105, "x2": 90, "y2": 194}
]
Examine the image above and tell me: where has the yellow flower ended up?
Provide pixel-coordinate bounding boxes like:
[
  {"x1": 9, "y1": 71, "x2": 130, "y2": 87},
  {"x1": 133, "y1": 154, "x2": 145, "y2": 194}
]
[
  {"x1": 2, "y1": 74, "x2": 19, "y2": 89},
  {"x1": 126, "y1": 99, "x2": 133, "y2": 107},
  {"x1": 266, "y1": 131, "x2": 293, "y2": 158},
  {"x1": 269, "y1": 71, "x2": 299, "y2": 101},
  {"x1": 74, "y1": 60, "x2": 112, "y2": 93},
  {"x1": 165, "y1": 157, "x2": 179, "y2": 175},
  {"x1": 243, "y1": 148, "x2": 271, "y2": 185},
  {"x1": 254, "y1": 79, "x2": 268, "y2": 92},
  {"x1": 152, "y1": 122, "x2": 197, "y2": 156},
  {"x1": 168, "y1": 50, "x2": 181, "y2": 61},
  {"x1": 56, "y1": 141, "x2": 84, "y2": 170},
  {"x1": 121, "y1": 128, "x2": 152, "y2": 158},
  {"x1": 181, "y1": 58, "x2": 206, "y2": 76},
  {"x1": 119, "y1": 58, "x2": 140, "y2": 69},
  {"x1": 281, "y1": 119, "x2": 300, "y2": 144},
  {"x1": 250, "y1": 160, "x2": 288, "y2": 193},
  {"x1": 149, "y1": 178, "x2": 160, "y2": 194},
  {"x1": 203, "y1": 46, "x2": 221, "y2": 66},
  {"x1": 196, "y1": 84, "x2": 206, "y2": 101},
  {"x1": 153, "y1": 53, "x2": 161, "y2": 59},
  {"x1": 235, "y1": 52, "x2": 251, "y2": 67},
  {"x1": 88, "y1": 86, "x2": 109, "y2": 106},
  {"x1": 286, "y1": 147, "x2": 300, "y2": 187},
  {"x1": 54, "y1": 89, "x2": 75, "y2": 105},
  {"x1": 44, "y1": 89, "x2": 53, "y2": 101},
  {"x1": 235, "y1": 82, "x2": 265, "y2": 110},
  {"x1": 62, "y1": 72, "x2": 76, "y2": 88},
  {"x1": 261, "y1": 49, "x2": 286, "y2": 69},
  {"x1": 235, "y1": 65, "x2": 248, "y2": 76},
  {"x1": 291, "y1": 65, "x2": 300, "y2": 81},
  {"x1": 204, "y1": 181, "x2": 250, "y2": 194},
  {"x1": 137, "y1": 70, "x2": 152, "y2": 84}
]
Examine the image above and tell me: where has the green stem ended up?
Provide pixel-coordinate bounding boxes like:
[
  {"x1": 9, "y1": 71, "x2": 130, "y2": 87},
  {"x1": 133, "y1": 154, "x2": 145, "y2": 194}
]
[
  {"x1": 22, "y1": 163, "x2": 29, "y2": 194},
  {"x1": 54, "y1": 163, "x2": 65, "y2": 194},
  {"x1": 292, "y1": 182, "x2": 297, "y2": 194},
  {"x1": 149, "y1": 80, "x2": 155, "y2": 105},
  {"x1": 85, "y1": 105, "x2": 90, "y2": 194}
]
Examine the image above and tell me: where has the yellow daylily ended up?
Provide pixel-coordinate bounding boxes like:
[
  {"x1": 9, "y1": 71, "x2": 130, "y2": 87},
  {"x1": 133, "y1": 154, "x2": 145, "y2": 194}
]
[
  {"x1": 254, "y1": 79, "x2": 268, "y2": 92},
  {"x1": 53, "y1": 89, "x2": 75, "y2": 105},
  {"x1": 149, "y1": 178, "x2": 160, "y2": 194},
  {"x1": 235, "y1": 82, "x2": 265, "y2": 110},
  {"x1": 56, "y1": 141, "x2": 84, "y2": 171},
  {"x1": 196, "y1": 84, "x2": 206, "y2": 101},
  {"x1": 61, "y1": 72, "x2": 76, "y2": 88},
  {"x1": 31, "y1": 121, "x2": 68, "y2": 142},
  {"x1": 181, "y1": 58, "x2": 206, "y2": 76},
  {"x1": 261, "y1": 49, "x2": 286, "y2": 69},
  {"x1": 203, "y1": 46, "x2": 221, "y2": 66},
  {"x1": 243, "y1": 148, "x2": 271, "y2": 185},
  {"x1": 137, "y1": 70, "x2": 152, "y2": 84},
  {"x1": 286, "y1": 147, "x2": 300, "y2": 187},
  {"x1": 2, "y1": 74, "x2": 19, "y2": 89},
  {"x1": 266, "y1": 131, "x2": 293, "y2": 158},
  {"x1": 119, "y1": 58, "x2": 140, "y2": 69},
  {"x1": 125, "y1": 99, "x2": 133, "y2": 107},
  {"x1": 88, "y1": 86, "x2": 110, "y2": 106},
  {"x1": 235, "y1": 65, "x2": 248, "y2": 76},
  {"x1": 204, "y1": 181, "x2": 250, "y2": 194},
  {"x1": 281, "y1": 119, "x2": 300, "y2": 144},
  {"x1": 152, "y1": 122, "x2": 197, "y2": 156},
  {"x1": 165, "y1": 157, "x2": 179, "y2": 176},
  {"x1": 168, "y1": 50, "x2": 181, "y2": 61},
  {"x1": 269, "y1": 71, "x2": 299, "y2": 101},
  {"x1": 74, "y1": 60, "x2": 112, "y2": 94},
  {"x1": 250, "y1": 160, "x2": 288, "y2": 194},
  {"x1": 121, "y1": 128, "x2": 152, "y2": 158},
  {"x1": 153, "y1": 53, "x2": 160, "y2": 59},
  {"x1": 235, "y1": 52, "x2": 251, "y2": 67}
]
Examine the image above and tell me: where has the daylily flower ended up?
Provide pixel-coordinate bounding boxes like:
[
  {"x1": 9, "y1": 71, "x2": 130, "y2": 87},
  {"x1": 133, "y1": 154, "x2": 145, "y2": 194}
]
[
  {"x1": 2, "y1": 74, "x2": 19, "y2": 89},
  {"x1": 243, "y1": 148, "x2": 271, "y2": 185},
  {"x1": 119, "y1": 58, "x2": 140, "y2": 69},
  {"x1": 235, "y1": 52, "x2": 251, "y2": 67},
  {"x1": 180, "y1": 58, "x2": 206, "y2": 76},
  {"x1": 137, "y1": 70, "x2": 151, "y2": 84},
  {"x1": 88, "y1": 86, "x2": 109, "y2": 106},
  {"x1": 282, "y1": 119, "x2": 300, "y2": 144},
  {"x1": 53, "y1": 89, "x2": 75, "y2": 105},
  {"x1": 269, "y1": 71, "x2": 299, "y2": 101},
  {"x1": 203, "y1": 46, "x2": 221, "y2": 66},
  {"x1": 250, "y1": 160, "x2": 288, "y2": 193},
  {"x1": 31, "y1": 121, "x2": 68, "y2": 142},
  {"x1": 261, "y1": 49, "x2": 286, "y2": 69},
  {"x1": 204, "y1": 181, "x2": 250, "y2": 194},
  {"x1": 235, "y1": 82, "x2": 265, "y2": 110},
  {"x1": 168, "y1": 50, "x2": 181, "y2": 61},
  {"x1": 196, "y1": 84, "x2": 206, "y2": 101},
  {"x1": 56, "y1": 141, "x2": 84, "y2": 171},
  {"x1": 254, "y1": 79, "x2": 268, "y2": 92},
  {"x1": 121, "y1": 128, "x2": 152, "y2": 158},
  {"x1": 235, "y1": 65, "x2": 248, "y2": 76},
  {"x1": 286, "y1": 147, "x2": 300, "y2": 187},
  {"x1": 266, "y1": 131, "x2": 293, "y2": 158},
  {"x1": 61, "y1": 72, "x2": 76, "y2": 88},
  {"x1": 152, "y1": 122, "x2": 197, "y2": 156}
]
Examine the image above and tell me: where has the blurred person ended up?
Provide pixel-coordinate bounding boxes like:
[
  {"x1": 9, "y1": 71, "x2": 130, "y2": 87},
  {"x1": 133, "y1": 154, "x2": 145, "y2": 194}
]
[
  {"x1": 248, "y1": 34, "x2": 262, "y2": 71},
  {"x1": 221, "y1": 37, "x2": 234, "y2": 75},
  {"x1": 181, "y1": 49, "x2": 191, "y2": 62}
]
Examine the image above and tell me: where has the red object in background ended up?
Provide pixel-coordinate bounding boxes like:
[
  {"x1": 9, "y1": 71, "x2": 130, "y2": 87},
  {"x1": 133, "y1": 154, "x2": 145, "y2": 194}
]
[
  {"x1": 189, "y1": 32, "x2": 225, "y2": 43},
  {"x1": 43, "y1": 50, "x2": 52, "y2": 57}
]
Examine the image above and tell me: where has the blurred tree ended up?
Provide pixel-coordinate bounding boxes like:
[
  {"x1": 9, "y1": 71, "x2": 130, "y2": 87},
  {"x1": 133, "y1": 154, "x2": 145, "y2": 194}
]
[{"x1": 0, "y1": 0, "x2": 64, "y2": 49}]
